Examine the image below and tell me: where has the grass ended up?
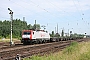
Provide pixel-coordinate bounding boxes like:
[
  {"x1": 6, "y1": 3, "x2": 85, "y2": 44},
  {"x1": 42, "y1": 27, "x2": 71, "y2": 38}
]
[
  {"x1": 23, "y1": 40, "x2": 90, "y2": 60},
  {"x1": 0, "y1": 38, "x2": 20, "y2": 42},
  {"x1": 63, "y1": 42, "x2": 78, "y2": 54}
]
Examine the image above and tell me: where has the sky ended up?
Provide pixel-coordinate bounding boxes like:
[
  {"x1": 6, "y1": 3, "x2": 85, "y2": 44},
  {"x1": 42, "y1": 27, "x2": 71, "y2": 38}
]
[{"x1": 0, "y1": 0, "x2": 90, "y2": 35}]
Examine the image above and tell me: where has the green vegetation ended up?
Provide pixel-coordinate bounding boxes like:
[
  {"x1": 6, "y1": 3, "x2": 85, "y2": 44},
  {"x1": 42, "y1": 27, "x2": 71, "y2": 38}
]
[
  {"x1": 63, "y1": 42, "x2": 78, "y2": 54},
  {"x1": 0, "y1": 38, "x2": 19, "y2": 42},
  {"x1": 0, "y1": 19, "x2": 40, "y2": 39},
  {"x1": 23, "y1": 41, "x2": 90, "y2": 60},
  {"x1": 61, "y1": 30, "x2": 64, "y2": 37},
  {"x1": 50, "y1": 30, "x2": 84, "y2": 38},
  {"x1": 50, "y1": 31, "x2": 60, "y2": 37},
  {"x1": 70, "y1": 33, "x2": 84, "y2": 38}
]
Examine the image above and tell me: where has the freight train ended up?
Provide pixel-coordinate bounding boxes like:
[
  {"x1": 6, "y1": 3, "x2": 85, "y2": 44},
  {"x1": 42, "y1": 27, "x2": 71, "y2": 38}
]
[{"x1": 21, "y1": 30, "x2": 83, "y2": 44}]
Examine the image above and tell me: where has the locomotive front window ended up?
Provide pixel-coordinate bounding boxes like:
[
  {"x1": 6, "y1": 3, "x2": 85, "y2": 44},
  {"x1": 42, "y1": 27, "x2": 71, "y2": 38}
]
[{"x1": 23, "y1": 32, "x2": 31, "y2": 35}]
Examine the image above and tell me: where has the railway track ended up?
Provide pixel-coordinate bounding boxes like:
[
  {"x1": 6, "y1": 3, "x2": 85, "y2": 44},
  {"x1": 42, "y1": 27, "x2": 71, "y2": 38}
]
[{"x1": 0, "y1": 38, "x2": 89, "y2": 60}]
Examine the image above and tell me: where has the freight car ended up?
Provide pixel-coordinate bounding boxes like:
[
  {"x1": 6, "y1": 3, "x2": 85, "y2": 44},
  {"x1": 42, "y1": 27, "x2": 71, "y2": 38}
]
[{"x1": 21, "y1": 30, "x2": 50, "y2": 44}]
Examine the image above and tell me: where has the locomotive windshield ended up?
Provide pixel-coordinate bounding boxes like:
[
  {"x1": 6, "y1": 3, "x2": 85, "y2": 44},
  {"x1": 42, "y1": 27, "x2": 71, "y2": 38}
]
[{"x1": 23, "y1": 32, "x2": 31, "y2": 35}]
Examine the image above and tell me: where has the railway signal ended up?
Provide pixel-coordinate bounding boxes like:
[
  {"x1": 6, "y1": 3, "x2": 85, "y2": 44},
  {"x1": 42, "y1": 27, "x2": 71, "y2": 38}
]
[{"x1": 8, "y1": 8, "x2": 14, "y2": 46}]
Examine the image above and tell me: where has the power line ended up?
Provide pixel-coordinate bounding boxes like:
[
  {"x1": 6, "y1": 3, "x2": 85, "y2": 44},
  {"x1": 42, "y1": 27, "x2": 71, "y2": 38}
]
[
  {"x1": 72, "y1": 0, "x2": 84, "y2": 20},
  {"x1": 1, "y1": 0, "x2": 89, "y2": 26},
  {"x1": 46, "y1": 0, "x2": 69, "y2": 19},
  {"x1": 72, "y1": 0, "x2": 82, "y2": 16},
  {"x1": 46, "y1": 0, "x2": 80, "y2": 20},
  {"x1": 76, "y1": 0, "x2": 85, "y2": 22},
  {"x1": 20, "y1": 0, "x2": 72, "y2": 22},
  {"x1": 24, "y1": 0, "x2": 60, "y2": 19},
  {"x1": 77, "y1": 0, "x2": 84, "y2": 15},
  {"x1": 9, "y1": 0, "x2": 52, "y2": 21},
  {"x1": 28, "y1": 0, "x2": 49, "y2": 13},
  {"x1": 9, "y1": 0, "x2": 84, "y2": 23},
  {"x1": 9, "y1": 1, "x2": 33, "y2": 14}
]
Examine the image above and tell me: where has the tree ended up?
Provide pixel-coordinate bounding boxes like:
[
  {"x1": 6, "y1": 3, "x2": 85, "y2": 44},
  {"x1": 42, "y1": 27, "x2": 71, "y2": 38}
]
[
  {"x1": 52, "y1": 31, "x2": 54, "y2": 37},
  {"x1": 55, "y1": 33, "x2": 60, "y2": 37},
  {"x1": 32, "y1": 24, "x2": 40, "y2": 30},
  {"x1": 61, "y1": 30, "x2": 64, "y2": 37},
  {"x1": 27, "y1": 24, "x2": 33, "y2": 29},
  {"x1": 50, "y1": 31, "x2": 54, "y2": 37},
  {"x1": 0, "y1": 19, "x2": 41, "y2": 39}
]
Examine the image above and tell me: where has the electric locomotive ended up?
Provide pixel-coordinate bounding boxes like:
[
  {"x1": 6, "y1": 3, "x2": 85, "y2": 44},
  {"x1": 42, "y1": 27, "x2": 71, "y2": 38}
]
[{"x1": 21, "y1": 30, "x2": 50, "y2": 44}]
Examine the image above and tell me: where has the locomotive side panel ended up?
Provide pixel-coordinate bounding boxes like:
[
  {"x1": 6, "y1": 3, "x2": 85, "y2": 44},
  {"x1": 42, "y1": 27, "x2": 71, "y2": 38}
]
[{"x1": 34, "y1": 31, "x2": 50, "y2": 40}]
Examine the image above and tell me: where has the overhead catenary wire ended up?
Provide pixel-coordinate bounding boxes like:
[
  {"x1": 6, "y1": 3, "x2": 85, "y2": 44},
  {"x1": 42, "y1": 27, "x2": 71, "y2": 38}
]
[
  {"x1": 72, "y1": 0, "x2": 83, "y2": 19},
  {"x1": 46, "y1": 0, "x2": 80, "y2": 20},
  {"x1": 21, "y1": 0, "x2": 80, "y2": 23},
  {"x1": 46, "y1": 0, "x2": 88, "y2": 30},
  {"x1": 8, "y1": 0, "x2": 34, "y2": 16},
  {"x1": 0, "y1": 0, "x2": 90, "y2": 34},
  {"x1": 26, "y1": 0, "x2": 63, "y2": 19},
  {"x1": 2, "y1": 1, "x2": 89, "y2": 23},
  {"x1": 0, "y1": 0, "x2": 85, "y2": 23},
  {"x1": 77, "y1": 0, "x2": 84, "y2": 15},
  {"x1": 26, "y1": 1, "x2": 79, "y2": 27},
  {"x1": 71, "y1": 0, "x2": 90, "y2": 30},
  {"x1": 8, "y1": 0, "x2": 53, "y2": 21},
  {"x1": 9, "y1": 0, "x2": 65, "y2": 24},
  {"x1": 76, "y1": 0, "x2": 86, "y2": 25},
  {"x1": 11, "y1": 0, "x2": 49, "y2": 14}
]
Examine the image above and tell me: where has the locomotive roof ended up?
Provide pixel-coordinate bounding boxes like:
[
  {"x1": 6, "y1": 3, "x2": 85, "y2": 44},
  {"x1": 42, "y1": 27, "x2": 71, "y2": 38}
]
[{"x1": 22, "y1": 30, "x2": 45, "y2": 32}]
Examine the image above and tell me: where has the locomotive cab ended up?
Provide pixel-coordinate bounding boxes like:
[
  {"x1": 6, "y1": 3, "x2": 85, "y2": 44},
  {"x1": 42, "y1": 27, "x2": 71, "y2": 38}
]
[{"x1": 21, "y1": 30, "x2": 33, "y2": 44}]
